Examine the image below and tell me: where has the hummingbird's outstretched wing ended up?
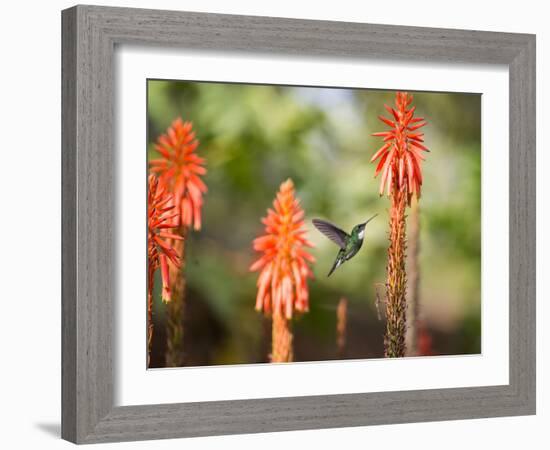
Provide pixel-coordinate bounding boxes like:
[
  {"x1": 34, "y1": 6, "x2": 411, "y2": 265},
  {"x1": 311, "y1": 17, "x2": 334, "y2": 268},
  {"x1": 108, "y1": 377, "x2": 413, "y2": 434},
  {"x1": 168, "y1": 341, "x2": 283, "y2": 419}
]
[{"x1": 312, "y1": 219, "x2": 349, "y2": 249}]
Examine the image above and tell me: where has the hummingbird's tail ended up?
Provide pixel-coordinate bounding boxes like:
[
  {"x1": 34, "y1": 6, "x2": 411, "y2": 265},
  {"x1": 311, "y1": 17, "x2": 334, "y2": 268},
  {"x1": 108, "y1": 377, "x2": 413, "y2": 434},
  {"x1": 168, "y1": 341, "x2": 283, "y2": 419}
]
[{"x1": 327, "y1": 256, "x2": 342, "y2": 277}]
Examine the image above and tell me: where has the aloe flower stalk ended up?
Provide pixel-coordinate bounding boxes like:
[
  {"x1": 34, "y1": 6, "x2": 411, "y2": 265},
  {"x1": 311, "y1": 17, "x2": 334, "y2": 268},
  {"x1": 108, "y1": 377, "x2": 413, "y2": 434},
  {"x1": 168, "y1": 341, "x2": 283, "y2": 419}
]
[
  {"x1": 147, "y1": 175, "x2": 182, "y2": 366},
  {"x1": 150, "y1": 118, "x2": 207, "y2": 367},
  {"x1": 164, "y1": 230, "x2": 187, "y2": 367},
  {"x1": 336, "y1": 298, "x2": 348, "y2": 358},
  {"x1": 250, "y1": 179, "x2": 315, "y2": 362},
  {"x1": 371, "y1": 92, "x2": 429, "y2": 357}
]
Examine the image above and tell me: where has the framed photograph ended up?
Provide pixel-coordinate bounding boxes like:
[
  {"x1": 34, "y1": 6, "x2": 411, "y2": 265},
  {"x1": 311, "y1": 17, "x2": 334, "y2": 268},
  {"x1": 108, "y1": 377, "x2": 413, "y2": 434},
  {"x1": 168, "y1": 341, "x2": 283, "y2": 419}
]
[{"x1": 62, "y1": 5, "x2": 536, "y2": 444}]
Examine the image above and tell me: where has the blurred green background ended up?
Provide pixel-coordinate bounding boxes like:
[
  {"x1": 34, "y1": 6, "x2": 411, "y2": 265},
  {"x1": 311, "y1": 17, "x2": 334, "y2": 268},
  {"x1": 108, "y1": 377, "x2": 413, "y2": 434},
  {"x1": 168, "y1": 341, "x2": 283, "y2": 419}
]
[{"x1": 147, "y1": 79, "x2": 481, "y2": 367}]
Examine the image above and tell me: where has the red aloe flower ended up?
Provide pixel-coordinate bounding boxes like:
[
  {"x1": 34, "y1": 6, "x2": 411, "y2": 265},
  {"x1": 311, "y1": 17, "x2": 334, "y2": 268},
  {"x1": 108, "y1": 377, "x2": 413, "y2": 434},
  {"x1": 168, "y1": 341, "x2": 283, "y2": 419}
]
[
  {"x1": 250, "y1": 179, "x2": 315, "y2": 320},
  {"x1": 147, "y1": 174, "x2": 182, "y2": 303},
  {"x1": 371, "y1": 91, "x2": 429, "y2": 204},
  {"x1": 149, "y1": 118, "x2": 207, "y2": 231}
]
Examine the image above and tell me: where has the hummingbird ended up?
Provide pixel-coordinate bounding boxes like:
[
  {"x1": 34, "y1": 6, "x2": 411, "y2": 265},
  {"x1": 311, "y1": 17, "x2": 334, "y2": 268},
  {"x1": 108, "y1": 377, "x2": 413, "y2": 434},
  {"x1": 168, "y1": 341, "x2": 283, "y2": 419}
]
[{"x1": 312, "y1": 214, "x2": 378, "y2": 277}]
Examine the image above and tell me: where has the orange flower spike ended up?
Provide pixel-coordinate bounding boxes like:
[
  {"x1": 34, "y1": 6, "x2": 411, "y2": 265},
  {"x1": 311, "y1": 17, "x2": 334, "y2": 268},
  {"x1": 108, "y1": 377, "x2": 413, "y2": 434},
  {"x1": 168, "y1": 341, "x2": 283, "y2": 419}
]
[
  {"x1": 250, "y1": 179, "x2": 315, "y2": 319},
  {"x1": 147, "y1": 174, "x2": 183, "y2": 302},
  {"x1": 371, "y1": 92, "x2": 429, "y2": 203},
  {"x1": 149, "y1": 118, "x2": 207, "y2": 231}
]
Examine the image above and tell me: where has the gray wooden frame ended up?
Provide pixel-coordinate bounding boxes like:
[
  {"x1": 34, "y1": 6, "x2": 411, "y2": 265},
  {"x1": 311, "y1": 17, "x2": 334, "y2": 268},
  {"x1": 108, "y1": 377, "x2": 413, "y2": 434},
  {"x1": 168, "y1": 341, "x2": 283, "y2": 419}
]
[{"x1": 61, "y1": 4, "x2": 536, "y2": 444}]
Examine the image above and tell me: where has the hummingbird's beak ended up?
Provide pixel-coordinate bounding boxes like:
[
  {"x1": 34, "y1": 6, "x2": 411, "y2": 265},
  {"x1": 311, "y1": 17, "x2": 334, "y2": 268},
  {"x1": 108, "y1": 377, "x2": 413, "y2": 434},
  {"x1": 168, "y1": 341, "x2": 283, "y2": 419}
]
[{"x1": 363, "y1": 213, "x2": 378, "y2": 226}]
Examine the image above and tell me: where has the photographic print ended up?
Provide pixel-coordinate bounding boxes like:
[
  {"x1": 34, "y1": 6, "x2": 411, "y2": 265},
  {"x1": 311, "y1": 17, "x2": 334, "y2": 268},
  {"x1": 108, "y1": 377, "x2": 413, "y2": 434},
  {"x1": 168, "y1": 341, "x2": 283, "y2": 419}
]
[{"x1": 146, "y1": 80, "x2": 481, "y2": 368}]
